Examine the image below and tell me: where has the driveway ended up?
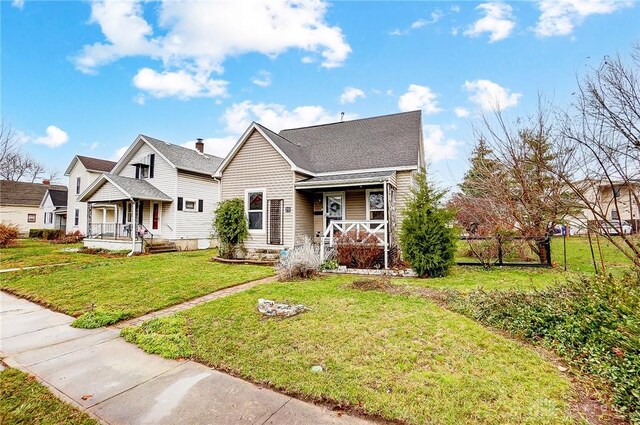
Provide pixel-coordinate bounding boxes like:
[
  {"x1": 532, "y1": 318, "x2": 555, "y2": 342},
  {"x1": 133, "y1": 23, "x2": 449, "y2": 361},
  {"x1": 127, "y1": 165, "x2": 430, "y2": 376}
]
[{"x1": 1, "y1": 291, "x2": 371, "y2": 425}]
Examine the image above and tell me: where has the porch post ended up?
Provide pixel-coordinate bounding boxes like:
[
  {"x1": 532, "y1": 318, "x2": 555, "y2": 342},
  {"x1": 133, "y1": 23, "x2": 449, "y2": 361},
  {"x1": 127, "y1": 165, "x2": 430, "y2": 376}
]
[
  {"x1": 130, "y1": 200, "x2": 136, "y2": 254},
  {"x1": 383, "y1": 182, "x2": 389, "y2": 269}
]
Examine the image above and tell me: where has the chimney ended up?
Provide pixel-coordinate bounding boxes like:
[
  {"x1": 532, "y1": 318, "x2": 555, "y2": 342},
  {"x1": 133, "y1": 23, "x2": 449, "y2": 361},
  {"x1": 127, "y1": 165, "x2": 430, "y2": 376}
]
[
  {"x1": 195, "y1": 138, "x2": 204, "y2": 153},
  {"x1": 42, "y1": 179, "x2": 51, "y2": 185}
]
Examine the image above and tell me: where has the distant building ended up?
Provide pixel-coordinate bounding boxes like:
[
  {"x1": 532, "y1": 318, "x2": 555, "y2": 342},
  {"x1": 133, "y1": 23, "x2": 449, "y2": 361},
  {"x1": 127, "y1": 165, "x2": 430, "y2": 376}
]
[{"x1": 0, "y1": 180, "x2": 67, "y2": 234}]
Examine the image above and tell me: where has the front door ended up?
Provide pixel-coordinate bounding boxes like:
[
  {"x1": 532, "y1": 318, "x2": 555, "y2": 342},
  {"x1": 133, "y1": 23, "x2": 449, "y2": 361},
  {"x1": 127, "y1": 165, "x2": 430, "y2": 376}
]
[
  {"x1": 152, "y1": 202, "x2": 160, "y2": 233},
  {"x1": 324, "y1": 192, "x2": 344, "y2": 231}
]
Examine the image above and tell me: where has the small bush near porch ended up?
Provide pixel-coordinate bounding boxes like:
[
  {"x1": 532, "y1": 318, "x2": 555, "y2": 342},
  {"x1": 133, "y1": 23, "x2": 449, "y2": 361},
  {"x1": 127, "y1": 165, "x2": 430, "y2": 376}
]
[
  {"x1": 0, "y1": 249, "x2": 273, "y2": 325},
  {"x1": 122, "y1": 275, "x2": 574, "y2": 424}
]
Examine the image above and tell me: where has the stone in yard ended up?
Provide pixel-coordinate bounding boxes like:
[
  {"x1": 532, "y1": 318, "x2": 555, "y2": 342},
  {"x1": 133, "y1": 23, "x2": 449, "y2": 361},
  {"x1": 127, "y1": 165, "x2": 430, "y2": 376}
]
[
  {"x1": 257, "y1": 299, "x2": 306, "y2": 318},
  {"x1": 310, "y1": 365, "x2": 323, "y2": 373}
]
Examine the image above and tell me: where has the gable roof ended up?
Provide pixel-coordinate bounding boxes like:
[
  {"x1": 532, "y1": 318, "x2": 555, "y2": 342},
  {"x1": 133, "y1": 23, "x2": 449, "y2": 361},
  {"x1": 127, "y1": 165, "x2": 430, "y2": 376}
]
[
  {"x1": 78, "y1": 174, "x2": 173, "y2": 203},
  {"x1": 0, "y1": 180, "x2": 67, "y2": 207},
  {"x1": 278, "y1": 110, "x2": 422, "y2": 173},
  {"x1": 65, "y1": 155, "x2": 116, "y2": 175},
  {"x1": 47, "y1": 189, "x2": 68, "y2": 207},
  {"x1": 141, "y1": 135, "x2": 224, "y2": 175},
  {"x1": 216, "y1": 111, "x2": 422, "y2": 177}
]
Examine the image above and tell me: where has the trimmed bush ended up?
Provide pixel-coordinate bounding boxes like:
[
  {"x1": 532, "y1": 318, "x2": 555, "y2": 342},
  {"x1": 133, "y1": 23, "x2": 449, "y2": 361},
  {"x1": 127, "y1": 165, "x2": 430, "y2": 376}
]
[
  {"x1": 28, "y1": 228, "x2": 65, "y2": 240},
  {"x1": 447, "y1": 272, "x2": 640, "y2": 422},
  {"x1": 0, "y1": 223, "x2": 20, "y2": 247},
  {"x1": 212, "y1": 198, "x2": 249, "y2": 259},
  {"x1": 400, "y1": 169, "x2": 457, "y2": 277},
  {"x1": 335, "y1": 230, "x2": 383, "y2": 269}
]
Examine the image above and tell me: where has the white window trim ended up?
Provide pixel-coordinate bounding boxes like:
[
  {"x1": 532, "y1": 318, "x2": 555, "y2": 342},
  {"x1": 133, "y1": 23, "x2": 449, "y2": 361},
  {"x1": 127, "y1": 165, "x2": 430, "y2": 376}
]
[
  {"x1": 366, "y1": 188, "x2": 385, "y2": 221},
  {"x1": 245, "y1": 188, "x2": 266, "y2": 234},
  {"x1": 183, "y1": 198, "x2": 198, "y2": 212},
  {"x1": 323, "y1": 191, "x2": 346, "y2": 232}
]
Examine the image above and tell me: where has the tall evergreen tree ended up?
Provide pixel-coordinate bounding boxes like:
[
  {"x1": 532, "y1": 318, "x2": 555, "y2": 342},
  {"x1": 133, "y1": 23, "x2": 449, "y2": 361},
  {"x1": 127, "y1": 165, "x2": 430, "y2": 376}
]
[
  {"x1": 459, "y1": 137, "x2": 500, "y2": 197},
  {"x1": 400, "y1": 168, "x2": 457, "y2": 277}
]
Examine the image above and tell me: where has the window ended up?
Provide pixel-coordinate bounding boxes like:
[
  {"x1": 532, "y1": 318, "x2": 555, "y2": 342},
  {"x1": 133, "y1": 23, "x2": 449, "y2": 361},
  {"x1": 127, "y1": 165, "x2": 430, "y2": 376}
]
[
  {"x1": 184, "y1": 200, "x2": 196, "y2": 211},
  {"x1": 27, "y1": 214, "x2": 36, "y2": 223},
  {"x1": 43, "y1": 212, "x2": 53, "y2": 224},
  {"x1": 177, "y1": 197, "x2": 203, "y2": 212},
  {"x1": 367, "y1": 189, "x2": 385, "y2": 221},
  {"x1": 612, "y1": 209, "x2": 620, "y2": 220},
  {"x1": 613, "y1": 187, "x2": 621, "y2": 198},
  {"x1": 74, "y1": 209, "x2": 80, "y2": 226},
  {"x1": 246, "y1": 189, "x2": 265, "y2": 231},
  {"x1": 76, "y1": 177, "x2": 81, "y2": 194}
]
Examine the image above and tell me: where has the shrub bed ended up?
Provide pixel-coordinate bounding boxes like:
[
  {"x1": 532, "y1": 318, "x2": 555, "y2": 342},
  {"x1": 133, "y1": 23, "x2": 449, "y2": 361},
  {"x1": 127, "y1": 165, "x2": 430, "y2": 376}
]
[
  {"x1": 446, "y1": 272, "x2": 640, "y2": 422},
  {"x1": 28, "y1": 228, "x2": 65, "y2": 240},
  {"x1": 0, "y1": 223, "x2": 20, "y2": 247}
]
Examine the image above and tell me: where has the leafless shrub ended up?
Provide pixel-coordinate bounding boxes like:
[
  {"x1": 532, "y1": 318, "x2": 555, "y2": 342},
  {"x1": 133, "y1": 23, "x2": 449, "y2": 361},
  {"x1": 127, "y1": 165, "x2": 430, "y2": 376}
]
[{"x1": 277, "y1": 236, "x2": 322, "y2": 280}]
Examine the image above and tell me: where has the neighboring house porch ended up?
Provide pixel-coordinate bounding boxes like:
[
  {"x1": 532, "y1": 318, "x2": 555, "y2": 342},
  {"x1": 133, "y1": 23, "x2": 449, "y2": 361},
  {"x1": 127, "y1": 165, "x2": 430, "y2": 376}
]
[{"x1": 79, "y1": 174, "x2": 173, "y2": 253}]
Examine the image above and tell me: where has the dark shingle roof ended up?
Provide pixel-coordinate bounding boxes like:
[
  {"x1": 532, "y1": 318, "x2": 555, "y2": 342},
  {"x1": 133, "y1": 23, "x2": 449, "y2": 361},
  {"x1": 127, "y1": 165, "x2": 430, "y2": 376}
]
[
  {"x1": 105, "y1": 174, "x2": 173, "y2": 201},
  {"x1": 77, "y1": 155, "x2": 117, "y2": 173},
  {"x1": 142, "y1": 135, "x2": 224, "y2": 175},
  {"x1": 255, "y1": 124, "x2": 314, "y2": 171},
  {"x1": 48, "y1": 189, "x2": 68, "y2": 207},
  {"x1": 0, "y1": 180, "x2": 67, "y2": 207},
  {"x1": 295, "y1": 171, "x2": 394, "y2": 188},
  {"x1": 277, "y1": 110, "x2": 422, "y2": 173}
]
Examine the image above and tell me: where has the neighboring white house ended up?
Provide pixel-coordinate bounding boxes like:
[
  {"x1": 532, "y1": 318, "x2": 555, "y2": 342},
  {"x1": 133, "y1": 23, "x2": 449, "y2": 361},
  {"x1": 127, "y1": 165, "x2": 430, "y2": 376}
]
[
  {"x1": 40, "y1": 187, "x2": 68, "y2": 230},
  {"x1": 64, "y1": 155, "x2": 117, "y2": 235},
  {"x1": 77, "y1": 135, "x2": 223, "y2": 252},
  {"x1": 0, "y1": 180, "x2": 67, "y2": 234}
]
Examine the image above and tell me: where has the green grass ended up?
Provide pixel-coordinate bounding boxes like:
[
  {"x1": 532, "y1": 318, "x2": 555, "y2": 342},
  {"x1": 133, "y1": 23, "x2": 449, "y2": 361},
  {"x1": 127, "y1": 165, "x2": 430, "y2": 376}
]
[
  {"x1": 123, "y1": 275, "x2": 575, "y2": 424},
  {"x1": 0, "y1": 239, "x2": 104, "y2": 269},
  {"x1": 0, "y1": 367, "x2": 98, "y2": 425},
  {"x1": 0, "y1": 249, "x2": 273, "y2": 323}
]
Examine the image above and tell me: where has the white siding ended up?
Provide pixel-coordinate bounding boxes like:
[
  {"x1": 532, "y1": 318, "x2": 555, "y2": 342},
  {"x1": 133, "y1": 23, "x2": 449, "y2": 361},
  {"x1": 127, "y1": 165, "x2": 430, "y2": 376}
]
[
  {"x1": 175, "y1": 171, "x2": 218, "y2": 239},
  {"x1": 66, "y1": 160, "x2": 104, "y2": 234},
  {"x1": 91, "y1": 181, "x2": 125, "y2": 202},
  {"x1": 221, "y1": 129, "x2": 294, "y2": 250},
  {"x1": 41, "y1": 194, "x2": 56, "y2": 230},
  {"x1": 395, "y1": 170, "x2": 415, "y2": 231},
  {"x1": 0, "y1": 205, "x2": 42, "y2": 234}
]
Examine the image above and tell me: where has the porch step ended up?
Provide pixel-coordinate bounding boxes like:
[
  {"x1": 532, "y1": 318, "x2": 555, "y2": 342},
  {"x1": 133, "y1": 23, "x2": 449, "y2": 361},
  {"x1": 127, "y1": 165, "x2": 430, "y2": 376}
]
[{"x1": 146, "y1": 241, "x2": 177, "y2": 254}]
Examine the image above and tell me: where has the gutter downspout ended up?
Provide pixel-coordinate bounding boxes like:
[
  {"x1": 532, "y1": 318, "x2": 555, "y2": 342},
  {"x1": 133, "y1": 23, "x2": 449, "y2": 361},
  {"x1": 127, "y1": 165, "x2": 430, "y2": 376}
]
[{"x1": 128, "y1": 198, "x2": 136, "y2": 257}]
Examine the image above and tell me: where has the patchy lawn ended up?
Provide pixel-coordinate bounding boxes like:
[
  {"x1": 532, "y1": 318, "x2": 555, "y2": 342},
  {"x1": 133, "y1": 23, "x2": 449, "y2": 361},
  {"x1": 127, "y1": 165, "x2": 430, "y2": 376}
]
[
  {"x1": 123, "y1": 275, "x2": 575, "y2": 424},
  {"x1": 0, "y1": 239, "x2": 105, "y2": 269},
  {"x1": 0, "y1": 249, "x2": 273, "y2": 324},
  {"x1": 0, "y1": 367, "x2": 98, "y2": 425}
]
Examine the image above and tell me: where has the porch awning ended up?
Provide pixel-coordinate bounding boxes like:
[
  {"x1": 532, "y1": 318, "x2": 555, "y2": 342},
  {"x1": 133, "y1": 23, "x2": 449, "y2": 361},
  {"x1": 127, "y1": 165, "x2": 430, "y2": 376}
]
[
  {"x1": 79, "y1": 173, "x2": 173, "y2": 203},
  {"x1": 295, "y1": 170, "x2": 395, "y2": 190}
]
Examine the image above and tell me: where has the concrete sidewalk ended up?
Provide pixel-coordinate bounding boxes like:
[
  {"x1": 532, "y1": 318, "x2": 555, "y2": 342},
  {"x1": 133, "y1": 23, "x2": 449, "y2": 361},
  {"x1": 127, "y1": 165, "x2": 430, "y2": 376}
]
[{"x1": 1, "y1": 291, "x2": 371, "y2": 425}]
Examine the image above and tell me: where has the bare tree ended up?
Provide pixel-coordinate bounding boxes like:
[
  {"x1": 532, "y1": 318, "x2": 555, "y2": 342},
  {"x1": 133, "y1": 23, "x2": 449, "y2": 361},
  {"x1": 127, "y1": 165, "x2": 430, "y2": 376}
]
[
  {"x1": 463, "y1": 100, "x2": 578, "y2": 264},
  {"x1": 0, "y1": 121, "x2": 47, "y2": 182},
  {"x1": 556, "y1": 45, "x2": 640, "y2": 267}
]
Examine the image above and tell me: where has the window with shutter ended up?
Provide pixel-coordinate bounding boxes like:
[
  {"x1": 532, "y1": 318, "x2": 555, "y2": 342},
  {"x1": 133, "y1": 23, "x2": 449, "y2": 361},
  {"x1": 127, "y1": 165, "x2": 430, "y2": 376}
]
[{"x1": 177, "y1": 197, "x2": 183, "y2": 211}]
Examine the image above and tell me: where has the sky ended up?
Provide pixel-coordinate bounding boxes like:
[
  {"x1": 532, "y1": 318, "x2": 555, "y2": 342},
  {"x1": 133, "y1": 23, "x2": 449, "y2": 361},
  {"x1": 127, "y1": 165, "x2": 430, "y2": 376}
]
[{"x1": 2, "y1": 0, "x2": 639, "y2": 188}]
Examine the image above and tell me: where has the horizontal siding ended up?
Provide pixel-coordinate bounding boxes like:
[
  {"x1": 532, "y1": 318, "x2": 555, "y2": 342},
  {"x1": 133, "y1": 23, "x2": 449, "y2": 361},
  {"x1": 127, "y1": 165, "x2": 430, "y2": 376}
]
[
  {"x1": 221, "y1": 129, "x2": 294, "y2": 249},
  {"x1": 295, "y1": 190, "x2": 314, "y2": 241},
  {"x1": 119, "y1": 143, "x2": 177, "y2": 204},
  {"x1": 395, "y1": 170, "x2": 415, "y2": 231},
  {"x1": 91, "y1": 181, "x2": 125, "y2": 202},
  {"x1": 66, "y1": 162, "x2": 102, "y2": 234},
  {"x1": 0, "y1": 205, "x2": 42, "y2": 233},
  {"x1": 175, "y1": 171, "x2": 218, "y2": 239},
  {"x1": 345, "y1": 190, "x2": 366, "y2": 220}
]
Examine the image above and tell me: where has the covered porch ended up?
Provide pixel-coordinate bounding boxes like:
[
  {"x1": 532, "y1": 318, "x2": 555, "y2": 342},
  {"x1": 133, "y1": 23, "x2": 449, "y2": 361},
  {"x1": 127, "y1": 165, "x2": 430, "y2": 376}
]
[
  {"x1": 295, "y1": 171, "x2": 398, "y2": 269},
  {"x1": 79, "y1": 174, "x2": 173, "y2": 252}
]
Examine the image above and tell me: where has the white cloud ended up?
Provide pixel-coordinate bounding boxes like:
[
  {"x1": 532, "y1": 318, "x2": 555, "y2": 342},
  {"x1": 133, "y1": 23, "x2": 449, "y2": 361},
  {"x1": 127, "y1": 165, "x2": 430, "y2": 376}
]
[
  {"x1": 339, "y1": 87, "x2": 366, "y2": 104},
  {"x1": 110, "y1": 146, "x2": 129, "y2": 161},
  {"x1": 133, "y1": 94, "x2": 145, "y2": 105},
  {"x1": 182, "y1": 136, "x2": 238, "y2": 159},
  {"x1": 222, "y1": 101, "x2": 357, "y2": 135},
  {"x1": 390, "y1": 10, "x2": 443, "y2": 36},
  {"x1": 451, "y1": 5, "x2": 461, "y2": 13},
  {"x1": 301, "y1": 56, "x2": 316, "y2": 64},
  {"x1": 454, "y1": 107, "x2": 470, "y2": 117},
  {"x1": 398, "y1": 84, "x2": 442, "y2": 114},
  {"x1": 133, "y1": 68, "x2": 228, "y2": 100},
  {"x1": 463, "y1": 79, "x2": 521, "y2": 111},
  {"x1": 534, "y1": 0, "x2": 634, "y2": 37},
  {"x1": 12, "y1": 0, "x2": 24, "y2": 9},
  {"x1": 464, "y1": 2, "x2": 516, "y2": 42},
  {"x1": 74, "y1": 0, "x2": 351, "y2": 99},
  {"x1": 34, "y1": 126, "x2": 69, "y2": 148},
  {"x1": 251, "y1": 70, "x2": 272, "y2": 88},
  {"x1": 90, "y1": 142, "x2": 99, "y2": 150},
  {"x1": 423, "y1": 124, "x2": 461, "y2": 162},
  {"x1": 14, "y1": 130, "x2": 30, "y2": 145}
]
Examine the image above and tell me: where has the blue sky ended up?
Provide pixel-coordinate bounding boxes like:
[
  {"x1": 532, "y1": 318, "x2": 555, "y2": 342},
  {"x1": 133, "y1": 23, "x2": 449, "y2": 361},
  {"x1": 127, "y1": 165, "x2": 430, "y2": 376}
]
[{"x1": 2, "y1": 0, "x2": 639, "y2": 187}]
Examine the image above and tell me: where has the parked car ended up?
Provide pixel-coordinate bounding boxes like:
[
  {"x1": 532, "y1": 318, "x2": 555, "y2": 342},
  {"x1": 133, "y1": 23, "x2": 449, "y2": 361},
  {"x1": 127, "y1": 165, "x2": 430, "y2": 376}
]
[{"x1": 598, "y1": 220, "x2": 633, "y2": 235}]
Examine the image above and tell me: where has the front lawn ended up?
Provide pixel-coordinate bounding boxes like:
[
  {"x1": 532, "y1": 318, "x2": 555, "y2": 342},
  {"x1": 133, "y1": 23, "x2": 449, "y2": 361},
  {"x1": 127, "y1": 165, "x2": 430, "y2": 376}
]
[
  {"x1": 0, "y1": 249, "x2": 273, "y2": 323},
  {"x1": 0, "y1": 367, "x2": 98, "y2": 425},
  {"x1": 123, "y1": 275, "x2": 575, "y2": 424},
  {"x1": 0, "y1": 239, "x2": 103, "y2": 269}
]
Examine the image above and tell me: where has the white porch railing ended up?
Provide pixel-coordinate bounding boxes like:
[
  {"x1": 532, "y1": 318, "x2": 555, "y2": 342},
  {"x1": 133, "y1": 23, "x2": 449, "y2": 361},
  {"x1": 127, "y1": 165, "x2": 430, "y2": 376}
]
[{"x1": 320, "y1": 220, "x2": 388, "y2": 269}]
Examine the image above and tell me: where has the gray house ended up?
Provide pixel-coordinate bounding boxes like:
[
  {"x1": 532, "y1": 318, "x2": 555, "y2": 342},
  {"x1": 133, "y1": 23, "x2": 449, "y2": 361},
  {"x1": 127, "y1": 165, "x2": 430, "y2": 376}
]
[
  {"x1": 78, "y1": 135, "x2": 223, "y2": 252},
  {"x1": 215, "y1": 110, "x2": 424, "y2": 268}
]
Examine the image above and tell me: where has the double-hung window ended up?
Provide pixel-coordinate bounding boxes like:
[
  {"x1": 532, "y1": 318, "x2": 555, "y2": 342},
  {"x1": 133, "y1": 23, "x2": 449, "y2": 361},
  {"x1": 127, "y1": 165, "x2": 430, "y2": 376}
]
[
  {"x1": 76, "y1": 177, "x2": 81, "y2": 194},
  {"x1": 246, "y1": 189, "x2": 265, "y2": 231},
  {"x1": 367, "y1": 189, "x2": 385, "y2": 220}
]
